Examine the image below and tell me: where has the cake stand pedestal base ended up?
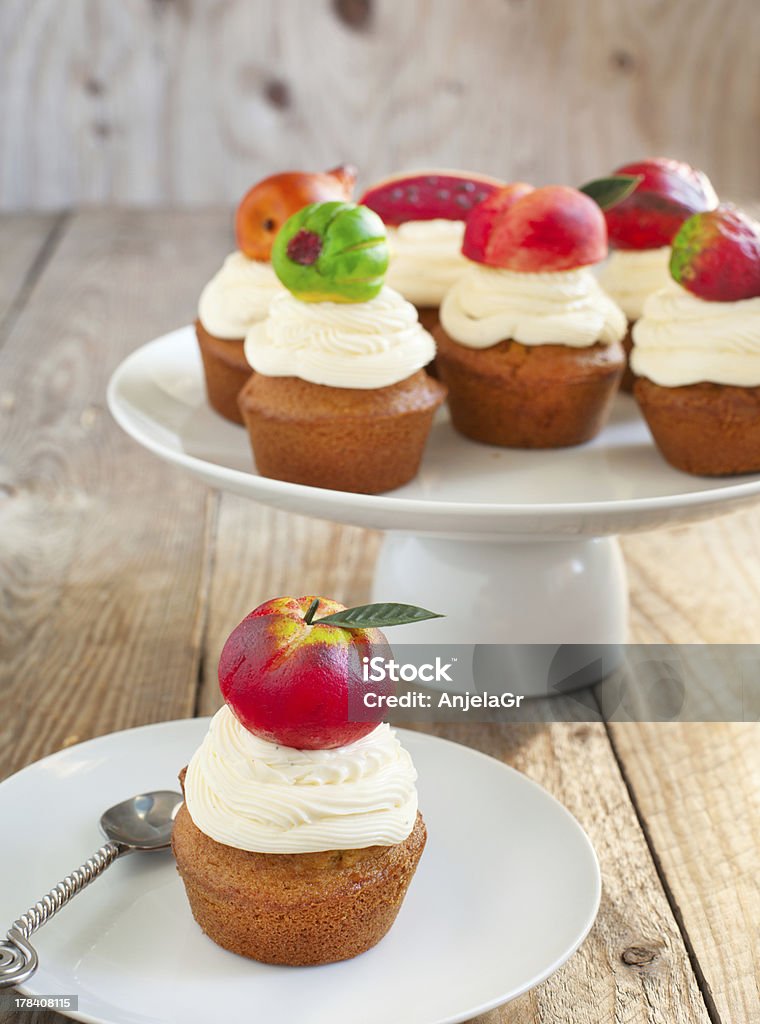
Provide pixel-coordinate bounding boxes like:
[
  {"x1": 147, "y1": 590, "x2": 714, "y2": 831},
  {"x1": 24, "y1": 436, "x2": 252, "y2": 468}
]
[{"x1": 372, "y1": 534, "x2": 628, "y2": 697}]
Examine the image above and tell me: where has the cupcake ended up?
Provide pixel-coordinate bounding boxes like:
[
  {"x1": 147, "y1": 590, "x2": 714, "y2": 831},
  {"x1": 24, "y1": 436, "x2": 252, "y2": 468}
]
[
  {"x1": 238, "y1": 201, "x2": 446, "y2": 493},
  {"x1": 196, "y1": 165, "x2": 355, "y2": 423},
  {"x1": 360, "y1": 170, "x2": 503, "y2": 334},
  {"x1": 435, "y1": 183, "x2": 626, "y2": 447},
  {"x1": 632, "y1": 204, "x2": 760, "y2": 475},
  {"x1": 599, "y1": 158, "x2": 717, "y2": 392},
  {"x1": 172, "y1": 596, "x2": 427, "y2": 966}
]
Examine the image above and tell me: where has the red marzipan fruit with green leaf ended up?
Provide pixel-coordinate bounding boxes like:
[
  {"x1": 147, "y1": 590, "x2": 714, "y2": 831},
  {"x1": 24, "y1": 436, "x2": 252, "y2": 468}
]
[
  {"x1": 235, "y1": 165, "x2": 356, "y2": 261},
  {"x1": 467, "y1": 185, "x2": 608, "y2": 271},
  {"x1": 360, "y1": 170, "x2": 504, "y2": 226},
  {"x1": 218, "y1": 596, "x2": 392, "y2": 750},
  {"x1": 462, "y1": 183, "x2": 535, "y2": 263},
  {"x1": 604, "y1": 157, "x2": 718, "y2": 251},
  {"x1": 670, "y1": 205, "x2": 760, "y2": 302}
]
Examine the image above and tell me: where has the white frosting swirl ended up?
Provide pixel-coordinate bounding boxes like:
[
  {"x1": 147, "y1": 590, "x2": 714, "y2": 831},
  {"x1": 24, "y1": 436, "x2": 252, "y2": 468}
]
[
  {"x1": 598, "y1": 247, "x2": 672, "y2": 321},
  {"x1": 184, "y1": 708, "x2": 418, "y2": 853},
  {"x1": 244, "y1": 286, "x2": 435, "y2": 389},
  {"x1": 198, "y1": 252, "x2": 282, "y2": 339},
  {"x1": 440, "y1": 264, "x2": 626, "y2": 349},
  {"x1": 631, "y1": 281, "x2": 760, "y2": 387},
  {"x1": 385, "y1": 219, "x2": 468, "y2": 307}
]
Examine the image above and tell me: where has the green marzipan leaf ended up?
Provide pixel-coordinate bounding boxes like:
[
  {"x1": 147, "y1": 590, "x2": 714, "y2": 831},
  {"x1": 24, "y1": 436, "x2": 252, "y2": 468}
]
[
  {"x1": 579, "y1": 174, "x2": 643, "y2": 210},
  {"x1": 313, "y1": 602, "x2": 444, "y2": 629}
]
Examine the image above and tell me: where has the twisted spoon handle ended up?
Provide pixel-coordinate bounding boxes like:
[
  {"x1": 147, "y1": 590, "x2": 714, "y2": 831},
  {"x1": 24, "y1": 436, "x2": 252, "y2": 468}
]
[{"x1": 0, "y1": 840, "x2": 125, "y2": 988}]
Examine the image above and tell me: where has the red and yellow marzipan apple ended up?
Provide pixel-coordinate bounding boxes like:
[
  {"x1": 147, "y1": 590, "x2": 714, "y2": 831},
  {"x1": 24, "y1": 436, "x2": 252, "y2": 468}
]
[
  {"x1": 463, "y1": 184, "x2": 608, "y2": 272},
  {"x1": 235, "y1": 165, "x2": 356, "y2": 261},
  {"x1": 218, "y1": 596, "x2": 392, "y2": 750},
  {"x1": 604, "y1": 157, "x2": 717, "y2": 251}
]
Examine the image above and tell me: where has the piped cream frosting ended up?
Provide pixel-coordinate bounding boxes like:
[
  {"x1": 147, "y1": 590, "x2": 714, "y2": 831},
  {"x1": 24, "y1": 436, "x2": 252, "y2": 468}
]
[
  {"x1": 184, "y1": 708, "x2": 419, "y2": 853},
  {"x1": 598, "y1": 247, "x2": 672, "y2": 321},
  {"x1": 440, "y1": 263, "x2": 626, "y2": 349},
  {"x1": 631, "y1": 281, "x2": 760, "y2": 387},
  {"x1": 244, "y1": 286, "x2": 435, "y2": 388},
  {"x1": 198, "y1": 252, "x2": 282, "y2": 339},
  {"x1": 385, "y1": 219, "x2": 469, "y2": 307}
]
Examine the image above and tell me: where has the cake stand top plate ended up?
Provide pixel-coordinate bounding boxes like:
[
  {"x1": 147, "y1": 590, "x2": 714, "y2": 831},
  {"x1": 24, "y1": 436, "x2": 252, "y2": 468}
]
[{"x1": 107, "y1": 327, "x2": 760, "y2": 539}]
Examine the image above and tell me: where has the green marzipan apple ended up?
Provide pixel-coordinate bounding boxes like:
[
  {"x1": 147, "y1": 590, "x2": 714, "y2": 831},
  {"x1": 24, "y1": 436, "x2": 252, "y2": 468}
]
[{"x1": 272, "y1": 201, "x2": 389, "y2": 303}]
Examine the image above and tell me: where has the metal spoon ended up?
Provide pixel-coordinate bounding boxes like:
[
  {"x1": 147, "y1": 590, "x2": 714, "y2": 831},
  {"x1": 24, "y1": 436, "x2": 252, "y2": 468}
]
[{"x1": 0, "y1": 790, "x2": 182, "y2": 988}]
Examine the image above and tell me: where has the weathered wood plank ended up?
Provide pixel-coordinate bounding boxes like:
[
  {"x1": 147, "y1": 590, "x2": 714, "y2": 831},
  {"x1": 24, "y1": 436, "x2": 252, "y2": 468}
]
[
  {"x1": 607, "y1": 722, "x2": 759, "y2": 1024},
  {"x1": 1, "y1": 0, "x2": 759, "y2": 208},
  {"x1": 623, "y1": 510, "x2": 760, "y2": 644},
  {"x1": 0, "y1": 212, "x2": 62, "y2": 334},
  {"x1": 0, "y1": 208, "x2": 231, "y2": 780}
]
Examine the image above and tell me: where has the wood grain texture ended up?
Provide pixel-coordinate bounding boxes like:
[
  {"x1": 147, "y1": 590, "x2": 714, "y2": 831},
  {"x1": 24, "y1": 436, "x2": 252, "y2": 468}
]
[
  {"x1": 623, "y1": 509, "x2": 760, "y2": 643},
  {"x1": 0, "y1": 212, "x2": 62, "y2": 337},
  {"x1": 0, "y1": 208, "x2": 230, "y2": 780},
  {"x1": 608, "y1": 722, "x2": 760, "y2": 1024},
  {"x1": 1, "y1": 0, "x2": 759, "y2": 209}
]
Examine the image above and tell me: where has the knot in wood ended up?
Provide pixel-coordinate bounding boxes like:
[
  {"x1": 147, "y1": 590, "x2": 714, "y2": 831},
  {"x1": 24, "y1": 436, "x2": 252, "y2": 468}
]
[{"x1": 622, "y1": 945, "x2": 659, "y2": 966}]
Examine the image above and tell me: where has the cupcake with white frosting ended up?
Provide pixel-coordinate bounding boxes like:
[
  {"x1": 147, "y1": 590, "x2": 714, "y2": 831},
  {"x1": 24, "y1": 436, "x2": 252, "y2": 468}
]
[
  {"x1": 598, "y1": 158, "x2": 718, "y2": 392},
  {"x1": 196, "y1": 254, "x2": 281, "y2": 422},
  {"x1": 632, "y1": 204, "x2": 760, "y2": 475},
  {"x1": 436, "y1": 184, "x2": 626, "y2": 447},
  {"x1": 172, "y1": 594, "x2": 428, "y2": 966},
  {"x1": 173, "y1": 708, "x2": 426, "y2": 965},
  {"x1": 361, "y1": 170, "x2": 504, "y2": 334},
  {"x1": 196, "y1": 166, "x2": 356, "y2": 423},
  {"x1": 238, "y1": 201, "x2": 446, "y2": 493}
]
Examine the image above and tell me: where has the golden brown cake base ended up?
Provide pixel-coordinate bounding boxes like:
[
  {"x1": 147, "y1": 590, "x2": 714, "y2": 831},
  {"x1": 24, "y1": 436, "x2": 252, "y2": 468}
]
[
  {"x1": 434, "y1": 327, "x2": 624, "y2": 448},
  {"x1": 195, "y1": 319, "x2": 251, "y2": 425},
  {"x1": 172, "y1": 802, "x2": 427, "y2": 966},
  {"x1": 634, "y1": 377, "x2": 760, "y2": 476},
  {"x1": 620, "y1": 322, "x2": 635, "y2": 394},
  {"x1": 237, "y1": 371, "x2": 447, "y2": 494}
]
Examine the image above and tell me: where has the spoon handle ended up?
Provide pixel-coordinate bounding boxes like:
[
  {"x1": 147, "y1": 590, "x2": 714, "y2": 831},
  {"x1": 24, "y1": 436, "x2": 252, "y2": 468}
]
[{"x1": 0, "y1": 840, "x2": 125, "y2": 988}]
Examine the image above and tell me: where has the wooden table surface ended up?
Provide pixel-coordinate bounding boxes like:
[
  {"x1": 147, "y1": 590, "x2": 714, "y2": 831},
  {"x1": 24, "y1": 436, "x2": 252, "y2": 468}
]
[{"x1": 0, "y1": 209, "x2": 758, "y2": 1024}]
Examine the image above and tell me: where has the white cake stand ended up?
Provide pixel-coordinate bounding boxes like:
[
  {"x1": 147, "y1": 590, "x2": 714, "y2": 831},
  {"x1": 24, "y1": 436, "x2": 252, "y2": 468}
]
[{"x1": 108, "y1": 327, "x2": 760, "y2": 649}]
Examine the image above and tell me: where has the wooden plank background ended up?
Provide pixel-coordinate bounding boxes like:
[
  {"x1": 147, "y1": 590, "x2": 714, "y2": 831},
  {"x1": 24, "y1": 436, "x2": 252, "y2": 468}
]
[{"x1": 1, "y1": 0, "x2": 759, "y2": 210}]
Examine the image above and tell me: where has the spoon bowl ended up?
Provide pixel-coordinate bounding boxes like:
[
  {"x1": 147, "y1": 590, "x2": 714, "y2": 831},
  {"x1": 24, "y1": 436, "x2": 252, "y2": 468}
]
[{"x1": 100, "y1": 791, "x2": 184, "y2": 851}]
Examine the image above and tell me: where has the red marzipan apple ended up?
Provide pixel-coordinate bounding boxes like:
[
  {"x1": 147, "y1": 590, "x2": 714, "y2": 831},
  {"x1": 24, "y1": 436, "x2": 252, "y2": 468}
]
[
  {"x1": 462, "y1": 183, "x2": 534, "y2": 263},
  {"x1": 604, "y1": 157, "x2": 718, "y2": 250},
  {"x1": 466, "y1": 185, "x2": 608, "y2": 272},
  {"x1": 235, "y1": 166, "x2": 356, "y2": 261},
  {"x1": 218, "y1": 596, "x2": 392, "y2": 750}
]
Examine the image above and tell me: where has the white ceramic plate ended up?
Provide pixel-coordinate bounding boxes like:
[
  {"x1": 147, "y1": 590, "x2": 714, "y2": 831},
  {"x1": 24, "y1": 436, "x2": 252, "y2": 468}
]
[
  {"x1": 0, "y1": 720, "x2": 600, "y2": 1024},
  {"x1": 107, "y1": 327, "x2": 760, "y2": 538}
]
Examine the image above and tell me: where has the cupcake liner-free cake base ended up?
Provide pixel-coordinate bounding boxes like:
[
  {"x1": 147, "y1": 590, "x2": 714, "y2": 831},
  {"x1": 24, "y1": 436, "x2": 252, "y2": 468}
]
[
  {"x1": 172, "y1": 802, "x2": 427, "y2": 966},
  {"x1": 434, "y1": 328, "x2": 624, "y2": 448},
  {"x1": 195, "y1": 319, "x2": 251, "y2": 425},
  {"x1": 635, "y1": 377, "x2": 760, "y2": 475},
  {"x1": 237, "y1": 370, "x2": 446, "y2": 494}
]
